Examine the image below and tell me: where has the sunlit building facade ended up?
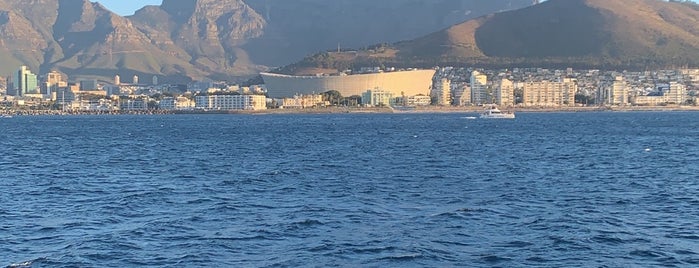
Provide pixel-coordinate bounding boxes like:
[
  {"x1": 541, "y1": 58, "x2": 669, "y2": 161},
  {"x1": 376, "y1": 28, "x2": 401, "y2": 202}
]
[{"x1": 261, "y1": 69, "x2": 436, "y2": 98}]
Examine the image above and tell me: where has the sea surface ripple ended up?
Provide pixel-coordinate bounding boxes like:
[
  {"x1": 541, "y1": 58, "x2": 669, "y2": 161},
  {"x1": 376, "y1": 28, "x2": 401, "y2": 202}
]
[{"x1": 1, "y1": 112, "x2": 698, "y2": 267}]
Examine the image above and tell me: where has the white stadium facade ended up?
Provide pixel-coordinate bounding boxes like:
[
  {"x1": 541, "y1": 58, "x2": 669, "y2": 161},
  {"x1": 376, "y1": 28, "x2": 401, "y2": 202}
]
[{"x1": 260, "y1": 69, "x2": 436, "y2": 98}]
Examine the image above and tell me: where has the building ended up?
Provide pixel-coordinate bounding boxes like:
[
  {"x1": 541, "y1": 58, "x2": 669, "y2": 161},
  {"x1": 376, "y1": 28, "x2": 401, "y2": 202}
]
[
  {"x1": 470, "y1": 71, "x2": 488, "y2": 105},
  {"x1": 195, "y1": 94, "x2": 267, "y2": 110},
  {"x1": 43, "y1": 71, "x2": 67, "y2": 95},
  {"x1": 432, "y1": 78, "x2": 451, "y2": 105},
  {"x1": 133, "y1": 75, "x2": 139, "y2": 85},
  {"x1": 14, "y1": 66, "x2": 38, "y2": 96},
  {"x1": 361, "y1": 88, "x2": 394, "y2": 106},
  {"x1": 114, "y1": 75, "x2": 121, "y2": 85},
  {"x1": 80, "y1": 80, "x2": 99, "y2": 91},
  {"x1": 633, "y1": 82, "x2": 687, "y2": 105},
  {"x1": 598, "y1": 76, "x2": 628, "y2": 106},
  {"x1": 521, "y1": 79, "x2": 577, "y2": 107},
  {"x1": 120, "y1": 99, "x2": 148, "y2": 111},
  {"x1": 665, "y1": 82, "x2": 687, "y2": 104},
  {"x1": 452, "y1": 83, "x2": 471, "y2": 106},
  {"x1": 496, "y1": 78, "x2": 514, "y2": 107},
  {"x1": 396, "y1": 95, "x2": 432, "y2": 106},
  {"x1": 159, "y1": 97, "x2": 195, "y2": 110},
  {"x1": 152, "y1": 76, "x2": 159, "y2": 86},
  {"x1": 281, "y1": 94, "x2": 324, "y2": 108},
  {"x1": 260, "y1": 69, "x2": 436, "y2": 98}
]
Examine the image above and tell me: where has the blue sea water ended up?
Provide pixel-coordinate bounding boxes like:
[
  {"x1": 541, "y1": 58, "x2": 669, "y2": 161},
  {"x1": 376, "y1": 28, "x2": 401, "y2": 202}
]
[{"x1": 1, "y1": 112, "x2": 699, "y2": 267}]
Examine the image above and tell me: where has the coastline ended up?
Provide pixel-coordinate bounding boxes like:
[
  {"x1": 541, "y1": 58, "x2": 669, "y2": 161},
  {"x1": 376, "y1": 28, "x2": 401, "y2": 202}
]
[{"x1": 3, "y1": 105, "x2": 699, "y2": 117}]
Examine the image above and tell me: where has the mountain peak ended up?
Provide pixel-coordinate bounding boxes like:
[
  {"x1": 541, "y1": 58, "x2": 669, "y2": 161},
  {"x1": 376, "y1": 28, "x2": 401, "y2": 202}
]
[{"x1": 310, "y1": 0, "x2": 699, "y2": 71}]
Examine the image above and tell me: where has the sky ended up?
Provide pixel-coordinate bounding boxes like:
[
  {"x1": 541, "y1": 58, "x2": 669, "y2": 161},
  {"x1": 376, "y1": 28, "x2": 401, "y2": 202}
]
[{"x1": 94, "y1": 0, "x2": 163, "y2": 16}]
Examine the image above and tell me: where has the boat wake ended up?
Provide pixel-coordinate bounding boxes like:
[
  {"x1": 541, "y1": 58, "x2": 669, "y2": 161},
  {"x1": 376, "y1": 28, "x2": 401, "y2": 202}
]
[{"x1": 6, "y1": 257, "x2": 46, "y2": 268}]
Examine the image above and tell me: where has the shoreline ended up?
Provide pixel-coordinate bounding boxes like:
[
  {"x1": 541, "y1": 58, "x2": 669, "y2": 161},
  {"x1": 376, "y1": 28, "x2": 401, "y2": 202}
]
[{"x1": 2, "y1": 105, "x2": 699, "y2": 117}]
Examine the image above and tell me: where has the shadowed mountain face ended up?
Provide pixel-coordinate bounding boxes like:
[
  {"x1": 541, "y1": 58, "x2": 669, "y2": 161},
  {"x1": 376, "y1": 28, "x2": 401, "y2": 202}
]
[
  {"x1": 287, "y1": 0, "x2": 699, "y2": 72},
  {"x1": 0, "y1": 0, "x2": 530, "y2": 82}
]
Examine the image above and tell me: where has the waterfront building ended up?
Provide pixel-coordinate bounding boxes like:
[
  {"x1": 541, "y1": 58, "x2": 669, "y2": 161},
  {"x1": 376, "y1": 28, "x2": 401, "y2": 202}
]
[
  {"x1": 361, "y1": 88, "x2": 395, "y2": 107},
  {"x1": 159, "y1": 97, "x2": 195, "y2": 110},
  {"x1": 395, "y1": 95, "x2": 431, "y2": 106},
  {"x1": 666, "y1": 82, "x2": 687, "y2": 104},
  {"x1": 195, "y1": 94, "x2": 267, "y2": 110},
  {"x1": 281, "y1": 94, "x2": 324, "y2": 109},
  {"x1": 133, "y1": 75, "x2": 139, "y2": 85},
  {"x1": 14, "y1": 66, "x2": 39, "y2": 96},
  {"x1": 120, "y1": 99, "x2": 148, "y2": 111},
  {"x1": 114, "y1": 75, "x2": 120, "y2": 85},
  {"x1": 260, "y1": 69, "x2": 436, "y2": 98},
  {"x1": 521, "y1": 79, "x2": 577, "y2": 107},
  {"x1": 470, "y1": 71, "x2": 488, "y2": 105},
  {"x1": 432, "y1": 78, "x2": 451, "y2": 106},
  {"x1": 598, "y1": 76, "x2": 629, "y2": 106},
  {"x1": 452, "y1": 83, "x2": 471, "y2": 106},
  {"x1": 496, "y1": 78, "x2": 515, "y2": 107}
]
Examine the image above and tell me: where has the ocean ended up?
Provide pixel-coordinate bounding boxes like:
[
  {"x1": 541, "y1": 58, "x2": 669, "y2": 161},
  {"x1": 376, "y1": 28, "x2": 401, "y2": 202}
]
[{"x1": 1, "y1": 112, "x2": 698, "y2": 267}]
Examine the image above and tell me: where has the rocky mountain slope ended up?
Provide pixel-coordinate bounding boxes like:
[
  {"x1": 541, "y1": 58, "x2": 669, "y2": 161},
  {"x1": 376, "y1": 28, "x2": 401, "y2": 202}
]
[
  {"x1": 285, "y1": 0, "x2": 699, "y2": 73},
  {"x1": 0, "y1": 0, "x2": 531, "y2": 83}
]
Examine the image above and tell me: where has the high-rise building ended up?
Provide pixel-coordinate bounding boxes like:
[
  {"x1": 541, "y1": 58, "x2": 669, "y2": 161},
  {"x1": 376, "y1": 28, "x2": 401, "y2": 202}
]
[
  {"x1": 598, "y1": 76, "x2": 628, "y2": 106},
  {"x1": 43, "y1": 70, "x2": 67, "y2": 96},
  {"x1": 452, "y1": 83, "x2": 471, "y2": 106},
  {"x1": 470, "y1": 71, "x2": 488, "y2": 105},
  {"x1": 666, "y1": 82, "x2": 687, "y2": 104},
  {"x1": 496, "y1": 78, "x2": 515, "y2": 107},
  {"x1": 522, "y1": 79, "x2": 577, "y2": 107},
  {"x1": 133, "y1": 75, "x2": 139, "y2": 85},
  {"x1": 114, "y1": 75, "x2": 121, "y2": 85},
  {"x1": 14, "y1": 66, "x2": 38, "y2": 96},
  {"x1": 152, "y1": 76, "x2": 158, "y2": 86},
  {"x1": 432, "y1": 78, "x2": 451, "y2": 106}
]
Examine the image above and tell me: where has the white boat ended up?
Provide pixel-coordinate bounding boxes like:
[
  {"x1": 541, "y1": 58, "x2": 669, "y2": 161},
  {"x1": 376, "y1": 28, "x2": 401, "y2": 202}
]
[
  {"x1": 480, "y1": 105, "x2": 515, "y2": 119},
  {"x1": 0, "y1": 115, "x2": 12, "y2": 119}
]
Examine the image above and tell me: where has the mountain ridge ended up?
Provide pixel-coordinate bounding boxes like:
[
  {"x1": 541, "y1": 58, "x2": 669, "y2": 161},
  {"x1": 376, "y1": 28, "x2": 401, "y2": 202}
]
[
  {"x1": 0, "y1": 0, "x2": 531, "y2": 83},
  {"x1": 283, "y1": 0, "x2": 699, "y2": 74}
]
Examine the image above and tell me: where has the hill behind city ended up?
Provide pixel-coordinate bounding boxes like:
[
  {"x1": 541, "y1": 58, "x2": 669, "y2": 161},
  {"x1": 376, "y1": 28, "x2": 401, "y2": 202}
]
[{"x1": 282, "y1": 0, "x2": 699, "y2": 74}]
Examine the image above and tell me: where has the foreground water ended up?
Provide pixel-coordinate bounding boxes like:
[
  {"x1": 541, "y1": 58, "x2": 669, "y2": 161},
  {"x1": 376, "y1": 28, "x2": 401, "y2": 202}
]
[{"x1": 1, "y1": 112, "x2": 698, "y2": 267}]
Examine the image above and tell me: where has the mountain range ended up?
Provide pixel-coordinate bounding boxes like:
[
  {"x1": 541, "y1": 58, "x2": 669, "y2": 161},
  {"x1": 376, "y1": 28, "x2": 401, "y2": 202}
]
[
  {"x1": 285, "y1": 0, "x2": 699, "y2": 74},
  {"x1": 0, "y1": 0, "x2": 531, "y2": 83}
]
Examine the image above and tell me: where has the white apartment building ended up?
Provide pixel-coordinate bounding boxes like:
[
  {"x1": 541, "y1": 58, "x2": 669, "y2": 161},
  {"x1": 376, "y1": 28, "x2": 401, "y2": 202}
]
[
  {"x1": 362, "y1": 88, "x2": 394, "y2": 106},
  {"x1": 598, "y1": 76, "x2": 628, "y2": 106},
  {"x1": 470, "y1": 71, "x2": 488, "y2": 105},
  {"x1": 522, "y1": 79, "x2": 577, "y2": 107},
  {"x1": 633, "y1": 82, "x2": 687, "y2": 105},
  {"x1": 665, "y1": 82, "x2": 687, "y2": 104},
  {"x1": 159, "y1": 97, "x2": 195, "y2": 110},
  {"x1": 195, "y1": 94, "x2": 267, "y2": 110}
]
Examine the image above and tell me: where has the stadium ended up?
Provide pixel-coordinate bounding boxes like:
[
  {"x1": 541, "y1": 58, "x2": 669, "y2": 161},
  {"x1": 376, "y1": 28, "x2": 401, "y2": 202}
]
[{"x1": 260, "y1": 69, "x2": 436, "y2": 98}]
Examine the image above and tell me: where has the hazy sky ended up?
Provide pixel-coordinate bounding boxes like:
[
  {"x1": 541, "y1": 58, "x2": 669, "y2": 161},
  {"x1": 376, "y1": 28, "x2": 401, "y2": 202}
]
[{"x1": 95, "y1": 0, "x2": 163, "y2": 16}]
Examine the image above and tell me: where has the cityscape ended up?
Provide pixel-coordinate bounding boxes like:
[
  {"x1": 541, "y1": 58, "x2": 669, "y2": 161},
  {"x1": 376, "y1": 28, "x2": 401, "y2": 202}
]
[
  {"x1": 1, "y1": 65, "x2": 698, "y2": 115},
  {"x1": 4, "y1": 0, "x2": 699, "y2": 267}
]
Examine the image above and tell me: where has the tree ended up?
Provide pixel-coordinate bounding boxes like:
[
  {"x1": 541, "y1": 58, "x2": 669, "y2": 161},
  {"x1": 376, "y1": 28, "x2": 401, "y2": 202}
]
[{"x1": 322, "y1": 90, "x2": 343, "y2": 106}]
